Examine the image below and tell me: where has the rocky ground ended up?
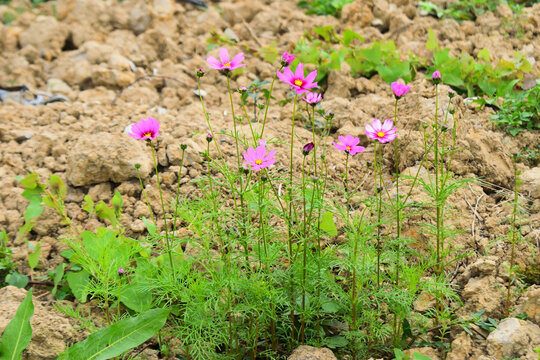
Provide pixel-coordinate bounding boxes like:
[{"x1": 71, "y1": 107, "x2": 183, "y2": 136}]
[{"x1": 0, "y1": 0, "x2": 539, "y2": 359}]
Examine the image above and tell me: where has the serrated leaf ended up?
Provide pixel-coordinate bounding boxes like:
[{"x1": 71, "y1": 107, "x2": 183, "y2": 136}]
[
  {"x1": 19, "y1": 173, "x2": 38, "y2": 190},
  {"x1": 0, "y1": 289, "x2": 33, "y2": 360},
  {"x1": 342, "y1": 29, "x2": 363, "y2": 46},
  {"x1": 28, "y1": 243, "x2": 41, "y2": 269},
  {"x1": 48, "y1": 174, "x2": 66, "y2": 200},
  {"x1": 58, "y1": 308, "x2": 169, "y2": 360},
  {"x1": 477, "y1": 48, "x2": 491, "y2": 63},
  {"x1": 82, "y1": 195, "x2": 95, "y2": 215},
  {"x1": 319, "y1": 211, "x2": 337, "y2": 236}
]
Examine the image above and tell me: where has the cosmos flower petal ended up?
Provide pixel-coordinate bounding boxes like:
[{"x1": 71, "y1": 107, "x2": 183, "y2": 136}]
[
  {"x1": 206, "y1": 56, "x2": 222, "y2": 69},
  {"x1": 219, "y1": 48, "x2": 230, "y2": 64},
  {"x1": 304, "y1": 70, "x2": 317, "y2": 84},
  {"x1": 295, "y1": 63, "x2": 304, "y2": 79},
  {"x1": 230, "y1": 52, "x2": 244, "y2": 66}
]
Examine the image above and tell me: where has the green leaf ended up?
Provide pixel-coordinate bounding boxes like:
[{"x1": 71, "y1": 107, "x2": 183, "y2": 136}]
[
  {"x1": 48, "y1": 174, "x2": 66, "y2": 200},
  {"x1": 342, "y1": 29, "x2": 363, "y2": 46},
  {"x1": 426, "y1": 28, "x2": 439, "y2": 51},
  {"x1": 19, "y1": 173, "x2": 39, "y2": 189},
  {"x1": 313, "y1": 25, "x2": 335, "y2": 42},
  {"x1": 21, "y1": 187, "x2": 44, "y2": 222},
  {"x1": 51, "y1": 263, "x2": 65, "y2": 296},
  {"x1": 0, "y1": 289, "x2": 34, "y2": 360},
  {"x1": 477, "y1": 48, "x2": 491, "y2": 63},
  {"x1": 141, "y1": 217, "x2": 156, "y2": 236},
  {"x1": 320, "y1": 211, "x2": 337, "y2": 236},
  {"x1": 120, "y1": 286, "x2": 153, "y2": 313},
  {"x1": 66, "y1": 270, "x2": 90, "y2": 303},
  {"x1": 111, "y1": 191, "x2": 123, "y2": 216},
  {"x1": 82, "y1": 195, "x2": 95, "y2": 215},
  {"x1": 58, "y1": 308, "x2": 170, "y2": 360},
  {"x1": 258, "y1": 41, "x2": 279, "y2": 64},
  {"x1": 28, "y1": 243, "x2": 41, "y2": 269},
  {"x1": 324, "y1": 335, "x2": 348, "y2": 349},
  {"x1": 6, "y1": 272, "x2": 29, "y2": 288},
  {"x1": 95, "y1": 201, "x2": 119, "y2": 228},
  {"x1": 393, "y1": 348, "x2": 405, "y2": 360},
  {"x1": 321, "y1": 301, "x2": 339, "y2": 314},
  {"x1": 412, "y1": 353, "x2": 433, "y2": 360}
]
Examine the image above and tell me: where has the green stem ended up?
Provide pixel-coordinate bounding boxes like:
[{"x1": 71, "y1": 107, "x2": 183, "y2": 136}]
[
  {"x1": 136, "y1": 166, "x2": 156, "y2": 228},
  {"x1": 150, "y1": 143, "x2": 175, "y2": 279},
  {"x1": 288, "y1": 93, "x2": 298, "y2": 349},
  {"x1": 260, "y1": 70, "x2": 279, "y2": 137},
  {"x1": 171, "y1": 146, "x2": 186, "y2": 234}
]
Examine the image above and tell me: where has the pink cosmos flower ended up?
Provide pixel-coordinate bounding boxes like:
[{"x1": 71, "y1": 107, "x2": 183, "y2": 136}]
[
  {"x1": 302, "y1": 92, "x2": 322, "y2": 105},
  {"x1": 281, "y1": 51, "x2": 295, "y2": 66},
  {"x1": 206, "y1": 48, "x2": 246, "y2": 71},
  {"x1": 391, "y1": 81, "x2": 411, "y2": 99},
  {"x1": 243, "y1": 139, "x2": 276, "y2": 172},
  {"x1": 128, "y1": 117, "x2": 160, "y2": 140},
  {"x1": 365, "y1": 119, "x2": 397, "y2": 143},
  {"x1": 277, "y1": 63, "x2": 318, "y2": 95},
  {"x1": 332, "y1": 135, "x2": 365, "y2": 155}
]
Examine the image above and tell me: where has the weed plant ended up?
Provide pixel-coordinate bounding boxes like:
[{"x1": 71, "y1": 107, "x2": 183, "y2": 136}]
[{"x1": 9, "y1": 49, "x2": 487, "y2": 359}]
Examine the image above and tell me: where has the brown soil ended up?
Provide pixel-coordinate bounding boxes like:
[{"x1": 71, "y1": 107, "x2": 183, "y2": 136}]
[{"x1": 0, "y1": 0, "x2": 539, "y2": 359}]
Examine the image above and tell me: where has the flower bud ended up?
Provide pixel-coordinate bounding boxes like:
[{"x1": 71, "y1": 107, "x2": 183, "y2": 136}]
[
  {"x1": 206, "y1": 133, "x2": 213, "y2": 143},
  {"x1": 196, "y1": 68, "x2": 205, "y2": 78},
  {"x1": 431, "y1": 70, "x2": 442, "y2": 85},
  {"x1": 180, "y1": 144, "x2": 188, "y2": 150},
  {"x1": 237, "y1": 86, "x2": 247, "y2": 94},
  {"x1": 302, "y1": 142, "x2": 315, "y2": 156},
  {"x1": 118, "y1": 267, "x2": 125, "y2": 275},
  {"x1": 134, "y1": 164, "x2": 141, "y2": 169},
  {"x1": 448, "y1": 89, "x2": 456, "y2": 98}
]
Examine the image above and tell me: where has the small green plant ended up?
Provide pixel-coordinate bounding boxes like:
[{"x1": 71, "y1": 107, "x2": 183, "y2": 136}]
[
  {"x1": 491, "y1": 81, "x2": 540, "y2": 135},
  {"x1": 0, "y1": 230, "x2": 16, "y2": 288},
  {"x1": 297, "y1": 0, "x2": 355, "y2": 17}
]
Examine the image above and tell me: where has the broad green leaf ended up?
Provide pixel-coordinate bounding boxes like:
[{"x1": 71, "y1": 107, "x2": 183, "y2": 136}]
[
  {"x1": 319, "y1": 211, "x2": 337, "y2": 236},
  {"x1": 258, "y1": 41, "x2": 279, "y2": 64},
  {"x1": 28, "y1": 243, "x2": 41, "y2": 269},
  {"x1": 66, "y1": 270, "x2": 90, "y2": 303},
  {"x1": 412, "y1": 353, "x2": 433, "y2": 360},
  {"x1": 0, "y1": 289, "x2": 34, "y2": 360},
  {"x1": 120, "y1": 286, "x2": 153, "y2": 313},
  {"x1": 377, "y1": 61, "x2": 411, "y2": 83},
  {"x1": 393, "y1": 348, "x2": 405, "y2": 360},
  {"x1": 58, "y1": 308, "x2": 170, "y2": 360},
  {"x1": 6, "y1": 272, "x2": 29, "y2": 288},
  {"x1": 321, "y1": 301, "x2": 339, "y2": 314}
]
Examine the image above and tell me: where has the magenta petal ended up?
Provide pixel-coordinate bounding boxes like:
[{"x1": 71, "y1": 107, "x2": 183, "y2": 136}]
[
  {"x1": 373, "y1": 119, "x2": 382, "y2": 130},
  {"x1": 295, "y1": 63, "x2": 304, "y2": 79},
  {"x1": 337, "y1": 135, "x2": 346, "y2": 144},
  {"x1": 304, "y1": 70, "x2": 317, "y2": 84},
  {"x1": 277, "y1": 70, "x2": 292, "y2": 85},
  {"x1": 382, "y1": 119, "x2": 394, "y2": 131},
  {"x1": 230, "y1": 52, "x2": 244, "y2": 66},
  {"x1": 219, "y1": 48, "x2": 230, "y2": 64},
  {"x1": 207, "y1": 56, "x2": 222, "y2": 69}
]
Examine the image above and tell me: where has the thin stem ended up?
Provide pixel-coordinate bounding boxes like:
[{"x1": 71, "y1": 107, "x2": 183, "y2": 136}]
[
  {"x1": 506, "y1": 156, "x2": 519, "y2": 316},
  {"x1": 300, "y1": 155, "x2": 307, "y2": 344},
  {"x1": 150, "y1": 142, "x2": 175, "y2": 279},
  {"x1": 288, "y1": 93, "x2": 298, "y2": 349},
  {"x1": 197, "y1": 77, "x2": 224, "y2": 160},
  {"x1": 260, "y1": 70, "x2": 279, "y2": 137},
  {"x1": 171, "y1": 146, "x2": 186, "y2": 234},
  {"x1": 136, "y1": 166, "x2": 156, "y2": 228},
  {"x1": 393, "y1": 97, "x2": 402, "y2": 343}
]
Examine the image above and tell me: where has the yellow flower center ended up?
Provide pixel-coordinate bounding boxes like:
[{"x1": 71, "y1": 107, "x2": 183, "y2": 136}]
[
  {"x1": 294, "y1": 79, "x2": 303, "y2": 86},
  {"x1": 377, "y1": 131, "x2": 385, "y2": 138},
  {"x1": 143, "y1": 132, "x2": 152, "y2": 138},
  {"x1": 346, "y1": 146, "x2": 351, "y2": 151},
  {"x1": 224, "y1": 62, "x2": 231, "y2": 67},
  {"x1": 255, "y1": 159, "x2": 263, "y2": 165}
]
